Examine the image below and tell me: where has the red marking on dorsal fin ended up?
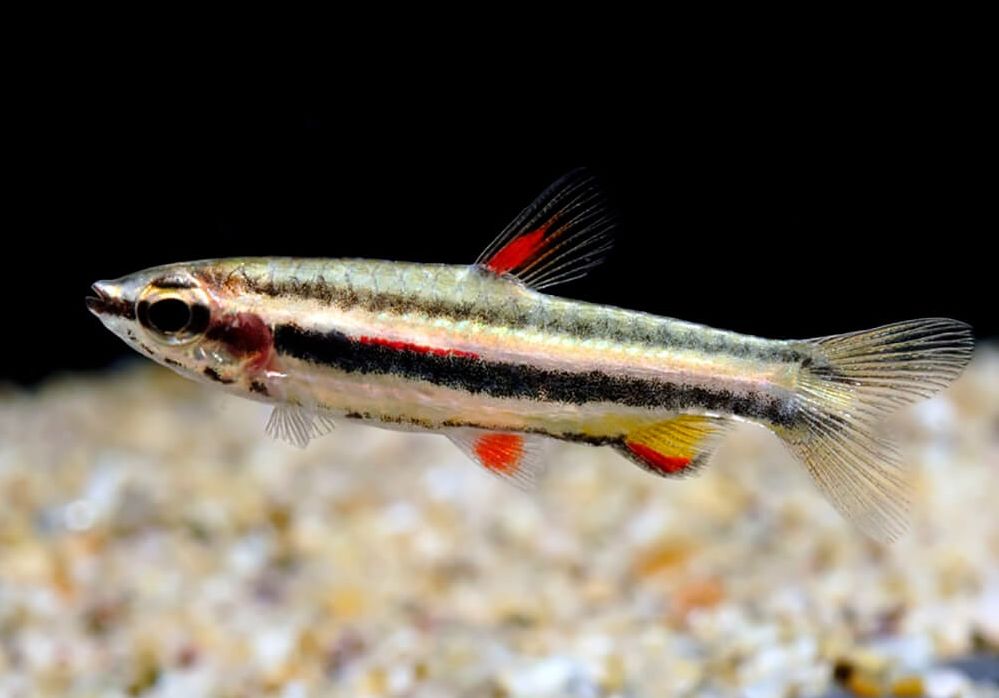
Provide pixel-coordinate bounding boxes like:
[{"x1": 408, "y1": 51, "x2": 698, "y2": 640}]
[
  {"x1": 484, "y1": 225, "x2": 549, "y2": 274},
  {"x1": 625, "y1": 442, "x2": 692, "y2": 475},
  {"x1": 358, "y1": 335, "x2": 479, "y2": 360},
  {"x1": 476, "y1": 168, "x2": 615, "y2": 290}
]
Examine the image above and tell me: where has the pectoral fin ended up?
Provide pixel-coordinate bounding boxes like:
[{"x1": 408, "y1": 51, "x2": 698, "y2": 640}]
[{"x1": 266, "y1": 404, "x2": 337, "y2": 448}]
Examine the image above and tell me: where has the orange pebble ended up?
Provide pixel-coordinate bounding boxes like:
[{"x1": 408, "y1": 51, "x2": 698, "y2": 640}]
[
  {"x1": 847, "y1": 673, "x2": 885, "y2": 697},
  {"x1": 633, "y1": 541, "x2": 692, "y2": 577},
  {"x1": 674, "y1": 578, "x2": 724, "y2": 617},
  {"x1": 890, "y1": 676, "x2": 925, "y2": 697}
]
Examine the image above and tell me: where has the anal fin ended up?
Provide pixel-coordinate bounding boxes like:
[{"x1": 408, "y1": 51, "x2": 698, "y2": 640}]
[
  {"x1": 616, "y1": 414, "x2": 731, "y2": 478},
  {"x1": 447, "y1": 428, "x2": 549, "y2": 489}
]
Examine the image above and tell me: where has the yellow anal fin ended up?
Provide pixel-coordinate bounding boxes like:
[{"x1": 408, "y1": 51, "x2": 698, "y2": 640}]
[{"x1": 616, "y1": 414, "x2": 731, "y2": 478}]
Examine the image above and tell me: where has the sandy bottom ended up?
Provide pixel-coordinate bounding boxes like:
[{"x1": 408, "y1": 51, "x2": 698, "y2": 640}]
[{"x1": 1, "y1": 350, "x2": 998, "y2": 697}]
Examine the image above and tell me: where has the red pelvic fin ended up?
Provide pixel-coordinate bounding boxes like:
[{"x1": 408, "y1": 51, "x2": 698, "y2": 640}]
[
  {"x1": 474, "y1": 432, "x2": 524, "y2": 474},
  {"x1": 447, "y1": 428, "x2": 549, "y2": 489}
]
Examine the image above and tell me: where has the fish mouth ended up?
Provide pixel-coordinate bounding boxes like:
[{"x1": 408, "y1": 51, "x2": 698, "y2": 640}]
[
  {"x1": 86, "y1": 281, "x2": 135, "y2": 320},
  {"x1": 85, "y1": 282, "x2": 107, "y2": 314}
]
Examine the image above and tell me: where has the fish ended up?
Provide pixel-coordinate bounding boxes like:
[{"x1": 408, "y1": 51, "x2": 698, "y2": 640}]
[{"x1": 86, "y1": 169, "x2": 974, "y2": 541}]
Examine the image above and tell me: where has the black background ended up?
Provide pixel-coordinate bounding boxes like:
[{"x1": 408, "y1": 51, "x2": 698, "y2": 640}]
[{"x1": 8, "y1": 54, "x2": 994, "y2": 385}]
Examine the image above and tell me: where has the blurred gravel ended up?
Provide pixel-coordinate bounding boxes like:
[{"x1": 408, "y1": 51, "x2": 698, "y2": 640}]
[{"x1": 1, "y1": 348, "x2": 998, "y2": 697}]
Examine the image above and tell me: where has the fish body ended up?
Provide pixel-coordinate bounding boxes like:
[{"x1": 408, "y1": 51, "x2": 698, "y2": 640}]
[{"x1": 87, "y1": 170, "x2": 974, "y2": 541}]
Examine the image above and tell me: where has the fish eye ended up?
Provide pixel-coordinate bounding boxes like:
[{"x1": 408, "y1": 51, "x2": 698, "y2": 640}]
[
  {"x1": 136, "y1": 285, "x2": 211, "y2": 345},
  {"x1": 148, "y1": 298, "x2": 191, "y2": 334}
]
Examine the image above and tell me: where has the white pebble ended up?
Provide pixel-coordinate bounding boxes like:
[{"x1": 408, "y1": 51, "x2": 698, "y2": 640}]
[
  {"x1": 975, "y1": 586, "x2": 999, "y2": 646},
  {"x1": 254, "y1": 627, "x2": 296, "y2": 672},
  {"x1": 387, "y1": 665, "x2": 414, "y2": 693},
  {"x1": 422, "y1": 464, "x2": 463, "y2": 501},
  {"x1": 625, "y1": 504, "x2": 668, "y2": 545},
  {"x1": 742, "y1": 681, "x2": 789, "y2": 698},
  {"x1": 380, "y1": 500, "x2": 420, "y2": 534},
  {"x1": 150, "y1": 668, "x2": 215, "y2": 698},
  {"x1": 868, "y1": 634, "x2": 934, "y2": 672},
  {"x1": 20, "y1": 631, "x2": 57, "y2": 672},
  {"x1": 507, "y1": 656, "x2": 576, "y2": 697},
  {"x1": 84, "y1": 458, "x2": 127, "y2": 516},
  {"x1": 227, "y1": 533, "x2": 271, "y2": 576},
  {"x1": 912, "y1": 397, "x2": 957, "y2": 432},
  {"x1": 64, "y1": 498, "x2": 96, "y2": 531},
  {"x1": 924, "y1": 668, "x2": 971, "y2": 698},
  {"x1": 281, "y1": 680, "x2": 307, "y2": 698}
]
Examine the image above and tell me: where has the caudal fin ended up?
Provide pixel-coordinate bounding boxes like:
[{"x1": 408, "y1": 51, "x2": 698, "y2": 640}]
[{"x1": 779, "y1": 318, "x2": 973, "y2": 542}]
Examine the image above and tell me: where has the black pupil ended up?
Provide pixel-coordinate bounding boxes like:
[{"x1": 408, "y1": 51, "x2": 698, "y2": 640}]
[{"x1": 148, "y1": 298, "x2": 192, "y2": 334}]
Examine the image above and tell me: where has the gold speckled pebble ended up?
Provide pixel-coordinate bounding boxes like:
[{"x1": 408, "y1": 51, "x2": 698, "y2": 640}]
[
  {"x1": 891, "y1": 675, "x2": 926, "y2": 697},
  {"x1": 0, "y1": 348, "x2": 997, "y2": 695}
]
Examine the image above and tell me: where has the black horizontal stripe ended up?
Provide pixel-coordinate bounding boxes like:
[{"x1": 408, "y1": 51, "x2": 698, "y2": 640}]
[
  {"x1": 273, "y1": 324, "x2": 797, "y2": 426},
  {"x1": 87, "y1": 295, "x2": 136, "y2": 321}
]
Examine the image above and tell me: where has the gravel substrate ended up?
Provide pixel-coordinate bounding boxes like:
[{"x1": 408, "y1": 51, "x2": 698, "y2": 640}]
[{"x1": 1, "y1": 349, "x2": 998, "y2": 697}]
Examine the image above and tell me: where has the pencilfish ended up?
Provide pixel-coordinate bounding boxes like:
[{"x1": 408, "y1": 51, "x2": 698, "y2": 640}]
[{"x1": 86, "y1": 170, "x2": 974, "y2": 541}]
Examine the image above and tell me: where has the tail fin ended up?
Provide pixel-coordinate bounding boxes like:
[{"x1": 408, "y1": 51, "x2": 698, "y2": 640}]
[{"x1": 779, "y1": 318, "x2": 974, "y2": 542}]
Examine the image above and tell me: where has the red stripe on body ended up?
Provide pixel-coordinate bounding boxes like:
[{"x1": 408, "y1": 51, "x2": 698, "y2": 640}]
[
  {"x1": 358, "y1": 335, "x2": 479, "y2": 359},
  {"x1": 626, "y1": 442, "x2": 691, "y2": 474},
  {"x1": 485, "y1": 225, "x2": 548, "y2": 273}
]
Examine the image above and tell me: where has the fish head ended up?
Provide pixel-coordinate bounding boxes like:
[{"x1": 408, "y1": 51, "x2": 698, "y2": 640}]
[{"x1": 86, "y1": 262, "x2": 256, "y2": 386}]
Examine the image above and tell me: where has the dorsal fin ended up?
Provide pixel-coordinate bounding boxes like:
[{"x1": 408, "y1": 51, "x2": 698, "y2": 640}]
[
  {"x1": 615, "y1": 414, "x2": 732, "y2": 478},
  {"x1": 476, "y1": 168, "x2": 615, "y2": 290}
]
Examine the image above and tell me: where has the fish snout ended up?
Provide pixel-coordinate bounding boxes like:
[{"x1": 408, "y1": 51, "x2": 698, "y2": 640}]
[{"x1": 86, "y1": 281, "x2": 132, "y2": 319}]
